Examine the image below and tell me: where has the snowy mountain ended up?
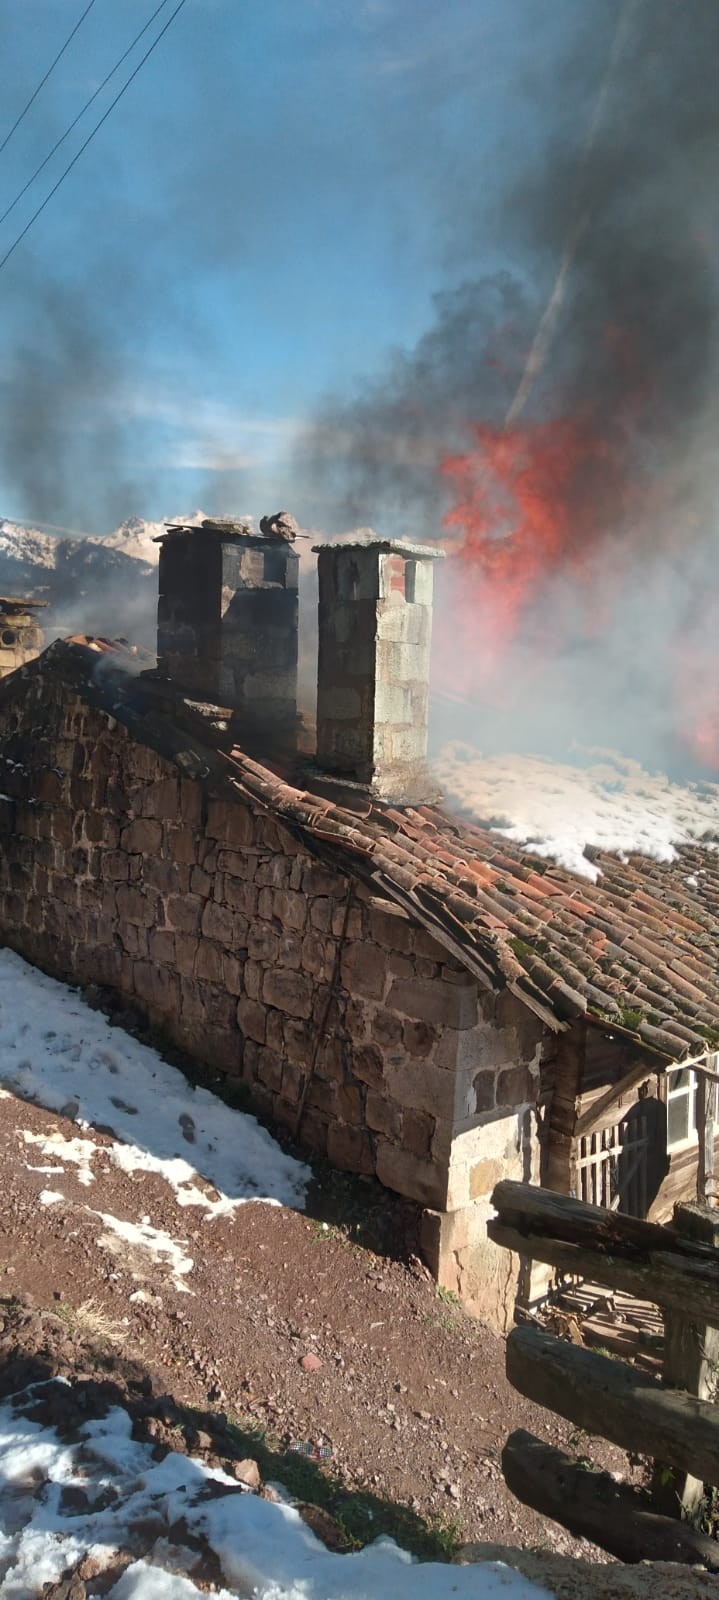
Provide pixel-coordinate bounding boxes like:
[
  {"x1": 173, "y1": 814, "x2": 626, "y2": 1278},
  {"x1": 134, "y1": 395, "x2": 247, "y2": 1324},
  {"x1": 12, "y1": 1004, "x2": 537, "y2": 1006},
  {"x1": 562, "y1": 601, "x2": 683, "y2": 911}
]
[
  {"x1": 0, "y1": 512, "x2": 226, "y2": 648},
  {"x1": 0, "y1": 519, "x2": 59, "y2": 587}
]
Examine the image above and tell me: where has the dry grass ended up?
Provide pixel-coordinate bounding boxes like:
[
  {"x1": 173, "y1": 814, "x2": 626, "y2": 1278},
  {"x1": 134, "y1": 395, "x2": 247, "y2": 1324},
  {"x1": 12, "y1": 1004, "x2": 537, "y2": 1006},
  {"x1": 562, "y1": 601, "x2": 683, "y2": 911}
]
[{"x1": 72, "y1": 1297, "x2": 127, "y2": 1346}]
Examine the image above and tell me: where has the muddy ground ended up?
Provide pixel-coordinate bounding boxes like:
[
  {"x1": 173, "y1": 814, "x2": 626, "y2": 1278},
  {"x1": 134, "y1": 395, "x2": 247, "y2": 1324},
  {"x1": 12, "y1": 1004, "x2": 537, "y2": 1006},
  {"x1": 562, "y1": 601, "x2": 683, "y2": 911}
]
[{"x1": 0, "y1": 1070, "x2": 646, "y2": 1567}]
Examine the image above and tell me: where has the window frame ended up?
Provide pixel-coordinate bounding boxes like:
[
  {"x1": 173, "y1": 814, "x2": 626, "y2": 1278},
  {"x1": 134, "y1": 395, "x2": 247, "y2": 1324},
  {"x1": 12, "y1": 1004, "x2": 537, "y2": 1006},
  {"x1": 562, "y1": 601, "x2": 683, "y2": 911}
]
[{"x1": 665, "y1": 1065, "x2": 717, "y2": 1153}]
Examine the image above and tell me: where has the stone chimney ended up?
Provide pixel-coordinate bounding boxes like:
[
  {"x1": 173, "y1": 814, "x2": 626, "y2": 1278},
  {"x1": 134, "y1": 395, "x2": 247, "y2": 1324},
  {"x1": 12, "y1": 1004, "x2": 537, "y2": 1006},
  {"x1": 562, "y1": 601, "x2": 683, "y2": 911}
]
[
  {"x1": 313, "y1": 537, "x2": 443, "y2": 803},
  {"x1": 155, "y1": 518, "x2": 298, "y2": 740},
  {"x1": 0, "y1": 596, "x2": 47, "y2": 679}
]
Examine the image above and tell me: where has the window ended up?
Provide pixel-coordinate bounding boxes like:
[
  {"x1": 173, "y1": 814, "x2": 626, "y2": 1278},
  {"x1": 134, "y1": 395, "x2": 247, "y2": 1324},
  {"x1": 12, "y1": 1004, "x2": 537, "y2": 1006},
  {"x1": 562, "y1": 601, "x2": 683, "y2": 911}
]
[
  {"x1": 666, "y1": 1066, "x2": 717, "y2": 1149},
  {"x1": 404, "y1": 560, "x2": 417, "y2": 603},
  {"x1": 666, "y1": 1067, "x2": 695, "y2": 1147},
  {"x1": 1, "y1": 629, "x2": 17, "y2": 646},
  {"x1": 335, "y1": 559, "x2": 360, "y2": 602},
  {"x1": 263, "y1": 547, "x2": 286, "y2": 585}
]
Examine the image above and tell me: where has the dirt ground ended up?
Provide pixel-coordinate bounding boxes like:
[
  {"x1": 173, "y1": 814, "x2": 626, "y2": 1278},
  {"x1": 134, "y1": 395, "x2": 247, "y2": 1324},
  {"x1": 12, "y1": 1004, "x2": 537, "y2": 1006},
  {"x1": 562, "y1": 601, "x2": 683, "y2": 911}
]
[{"x1": 0, "y1": 1078, "x2": 640, "y2": 1565}]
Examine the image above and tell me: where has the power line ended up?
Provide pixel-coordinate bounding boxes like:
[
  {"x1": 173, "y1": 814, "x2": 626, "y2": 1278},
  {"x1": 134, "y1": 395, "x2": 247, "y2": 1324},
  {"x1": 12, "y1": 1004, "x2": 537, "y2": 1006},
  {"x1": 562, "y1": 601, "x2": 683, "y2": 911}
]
[
  {"x1": 0, "y1": 0, "x2": 99, "y2": 159},
  {"x1": 0, "y1": 0, "x2": 174, "y2": 231},
  {"x1": 0, "y1": 0, "x2": 189, "y2": 277}
]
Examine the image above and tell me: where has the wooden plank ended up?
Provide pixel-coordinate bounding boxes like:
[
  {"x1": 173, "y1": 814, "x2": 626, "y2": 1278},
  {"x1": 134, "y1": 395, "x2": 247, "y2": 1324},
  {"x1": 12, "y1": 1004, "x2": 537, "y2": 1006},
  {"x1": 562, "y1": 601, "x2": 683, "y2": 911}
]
[
  {"x1": 697, "y1": 1073, "x2": 716, "y2": 1204},
  {"x1": 575, "y1": 1060, "x2": 655, "y2": 1139},
  {"x1": 505, "y1": 1325, "x2": 719, "y2": 1486},
  {"x1": 653, "y1": 1203, "x2": 719, "y2": 1522},
  {"x1": 501, "y1": 1429, "x2": 719, "y2": 1570},
  {"x1": 542, "y1": 1025, "x2": 585, "y2": 1191}
]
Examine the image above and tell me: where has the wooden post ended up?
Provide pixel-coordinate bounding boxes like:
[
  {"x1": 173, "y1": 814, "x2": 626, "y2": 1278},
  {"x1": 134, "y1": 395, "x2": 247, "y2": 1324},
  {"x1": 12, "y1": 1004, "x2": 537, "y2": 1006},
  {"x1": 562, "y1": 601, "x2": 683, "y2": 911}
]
[
  {"x1": 653, "y1": 1200, "x2": 719, "y2": 1522},
  {"x1": 696, "y1": 1060, "x2": 717, "y2": 1204},
  {"x1": 543, "y1": 1023, "x2": 585, "y2": 1195},
  {"x1": 506, "y1": 1324, "x2": 719, "y2": 1486}
]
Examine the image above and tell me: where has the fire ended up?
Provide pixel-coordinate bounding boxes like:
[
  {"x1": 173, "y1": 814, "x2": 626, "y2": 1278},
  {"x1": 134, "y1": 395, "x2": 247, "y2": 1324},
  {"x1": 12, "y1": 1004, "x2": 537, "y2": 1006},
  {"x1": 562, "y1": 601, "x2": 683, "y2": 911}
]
[
  {"x1": 435, "y1": 417, "x2": 719, "y2": 773},
  {"x1": 436, "y1": 417, "x2": 620, "y2": 691}
]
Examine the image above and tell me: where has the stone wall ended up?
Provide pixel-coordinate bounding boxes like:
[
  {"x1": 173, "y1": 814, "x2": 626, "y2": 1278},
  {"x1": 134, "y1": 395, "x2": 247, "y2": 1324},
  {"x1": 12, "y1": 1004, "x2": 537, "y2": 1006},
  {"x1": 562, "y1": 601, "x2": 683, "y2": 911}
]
[{"x1": 0, "y1": 671, "x2": 547, "y2": 1327}]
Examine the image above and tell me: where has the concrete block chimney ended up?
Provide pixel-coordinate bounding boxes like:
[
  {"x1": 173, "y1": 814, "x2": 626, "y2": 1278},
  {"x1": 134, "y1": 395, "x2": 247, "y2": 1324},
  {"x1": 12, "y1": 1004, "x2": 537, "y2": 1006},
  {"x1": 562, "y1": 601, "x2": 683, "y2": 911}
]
[
  {"x1": 155, "y1": 519, "x2": 298, "y2": 740},
  {"x1": 314, "y1": 537, "x2": 443, "y2": 803}
]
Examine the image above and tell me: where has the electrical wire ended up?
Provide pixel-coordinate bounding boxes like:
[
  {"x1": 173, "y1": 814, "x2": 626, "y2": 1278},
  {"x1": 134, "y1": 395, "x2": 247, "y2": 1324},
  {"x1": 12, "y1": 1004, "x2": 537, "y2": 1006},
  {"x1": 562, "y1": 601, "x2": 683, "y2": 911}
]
[
  {"x1": 0, "y1": 0, "x2": 189, "y2": 277},
  {"x1": 0, "y1": 0, "x2": 99, "y2": 159},
  {"x1": 0, "y1": 0, "x2": 174, "y2": 232}
]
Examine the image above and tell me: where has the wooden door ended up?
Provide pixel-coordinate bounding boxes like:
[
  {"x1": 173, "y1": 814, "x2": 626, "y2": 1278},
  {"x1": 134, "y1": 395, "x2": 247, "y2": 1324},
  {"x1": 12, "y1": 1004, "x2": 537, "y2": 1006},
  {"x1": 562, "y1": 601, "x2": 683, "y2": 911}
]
[{"x1": 577, "y1": 1111, "x2": 650, "y2": 1217}]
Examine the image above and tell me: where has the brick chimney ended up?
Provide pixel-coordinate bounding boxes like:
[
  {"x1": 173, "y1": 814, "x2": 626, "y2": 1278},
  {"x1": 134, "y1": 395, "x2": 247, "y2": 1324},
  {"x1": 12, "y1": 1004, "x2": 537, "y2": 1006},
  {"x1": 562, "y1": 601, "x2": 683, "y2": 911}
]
[
  {"x1": 155, "y1": 519, "x2": 298, "y2": 739},
  {"x1": 313, "y1": 537, "x2": 443, "y2": 803}
]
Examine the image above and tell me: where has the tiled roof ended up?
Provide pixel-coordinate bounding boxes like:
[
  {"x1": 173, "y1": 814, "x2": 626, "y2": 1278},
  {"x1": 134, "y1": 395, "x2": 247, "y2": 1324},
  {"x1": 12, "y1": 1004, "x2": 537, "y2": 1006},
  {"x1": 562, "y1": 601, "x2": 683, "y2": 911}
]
[
  {"x1": 4, "y1": 639, "x2": 719, "y2": 1062},
  {"x1": 217, "y1": 749, "x2": 719, "y2": 1061}
]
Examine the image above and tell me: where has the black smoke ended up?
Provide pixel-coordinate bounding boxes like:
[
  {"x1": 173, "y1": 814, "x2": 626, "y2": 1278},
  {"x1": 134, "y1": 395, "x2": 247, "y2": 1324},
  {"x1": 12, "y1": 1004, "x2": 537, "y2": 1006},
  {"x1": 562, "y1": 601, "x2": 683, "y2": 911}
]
[
  {"x1": 301, "y1": 0, "x2": 719, "y2": 777},
  {"x1": 304, "y1": 0, "x2": 719, "y2": 519}
]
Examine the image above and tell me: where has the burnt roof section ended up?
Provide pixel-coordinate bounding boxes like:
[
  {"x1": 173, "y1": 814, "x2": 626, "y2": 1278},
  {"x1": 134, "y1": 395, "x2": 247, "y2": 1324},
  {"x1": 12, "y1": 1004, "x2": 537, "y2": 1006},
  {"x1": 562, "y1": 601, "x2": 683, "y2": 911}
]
[
  {"x1": 3, "y1": 637, "x2": 719, "y2": 1061},
  {"x1": 0, "y1": 595, "x2": 48, "y2": 611},
  {"x1": 155, "y1": 518, "x2": 254, "y2": 543},
  {"x1": 156, "y1": 513, "x2": 304, "y2": 545}
]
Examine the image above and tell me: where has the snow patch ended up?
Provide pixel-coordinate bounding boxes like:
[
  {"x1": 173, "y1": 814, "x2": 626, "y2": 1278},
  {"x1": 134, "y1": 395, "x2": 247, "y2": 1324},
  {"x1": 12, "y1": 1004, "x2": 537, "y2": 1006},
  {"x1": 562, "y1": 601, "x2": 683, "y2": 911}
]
[
  {"x1": 0, "y1": 950, "x2": 309, "y2": 1214},
  {"x1": 38, "y1": 1190, "x2": 64, "y2": 1206},
  {"x1": 23, "y1": 1130, "x2": 96, "y2": 1186},
  {"x1": 91, "y1": 1210, "x2": 194, "y2": 1293},
  {"x1": 437, "y1": 743, "x2": 719, "y2": 880},
  {"x1": 0, "y1": 1379, "x2": 550, "y2": 1599}
]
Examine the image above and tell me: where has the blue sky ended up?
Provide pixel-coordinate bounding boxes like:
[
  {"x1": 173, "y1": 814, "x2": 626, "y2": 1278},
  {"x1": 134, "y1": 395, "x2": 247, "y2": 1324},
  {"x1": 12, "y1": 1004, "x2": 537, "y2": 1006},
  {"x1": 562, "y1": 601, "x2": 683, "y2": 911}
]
[{"x1": 0, "y1": 0, "x2": 604, "y2": 532}]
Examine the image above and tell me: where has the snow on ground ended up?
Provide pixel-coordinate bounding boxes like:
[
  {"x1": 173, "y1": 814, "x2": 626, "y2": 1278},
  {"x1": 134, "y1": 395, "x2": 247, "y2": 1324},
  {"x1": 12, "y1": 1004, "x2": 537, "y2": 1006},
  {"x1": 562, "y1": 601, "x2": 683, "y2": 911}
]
[
  {"x1": 0, "y1": 949, "x2": 309, "y2": 1215},
  {"x1": 436, "y1": 743, "x2": 719, "y2": 880},
  {"x1": 0, "y1": 1379, "x2": 549, "y2": 1599},
  {"x1": 91, "y1": 1210, "x2": 195, "y2": 1293}
]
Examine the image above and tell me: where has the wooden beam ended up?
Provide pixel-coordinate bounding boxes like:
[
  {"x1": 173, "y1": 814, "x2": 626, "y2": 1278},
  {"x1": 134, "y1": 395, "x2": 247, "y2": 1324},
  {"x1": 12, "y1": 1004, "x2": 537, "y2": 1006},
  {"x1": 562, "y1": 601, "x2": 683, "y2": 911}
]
[
  {"x1": 487, "y1": 1218, "x2": 719, "y2": 1326},
  {"x1": 490, "y1": 1179, "x2": 719, "y2": 1262},
  {"x1": 694, "y1": 1061, "x2": 719, "y2": 1086},
  {"x1": 697, "y1": 1075, "x2": 717, "y2": 1204},
  {"x1": 502, "y1": 1430, "x2": 719, "y2": 1569},
  {"x1": 574, "y1": 1060, "x2": 656, "y2": 1140},
  {"x1": 506, "y1": 1325, "x2": 719, "y2": 1487},
  {"x1": 653, "y1": 1203, "x2": 719, "y2": 1522}
]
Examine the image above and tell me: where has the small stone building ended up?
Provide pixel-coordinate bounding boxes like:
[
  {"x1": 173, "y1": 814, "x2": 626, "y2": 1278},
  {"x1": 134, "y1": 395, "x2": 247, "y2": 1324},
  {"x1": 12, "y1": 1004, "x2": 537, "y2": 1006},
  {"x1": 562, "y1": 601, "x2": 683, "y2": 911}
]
[
  {"x1": 0, "y1": 595, "x2": 46, "y2": 678},
  {"x1": 0, "y1": 519, "x2": 718, "y2": 1330}
]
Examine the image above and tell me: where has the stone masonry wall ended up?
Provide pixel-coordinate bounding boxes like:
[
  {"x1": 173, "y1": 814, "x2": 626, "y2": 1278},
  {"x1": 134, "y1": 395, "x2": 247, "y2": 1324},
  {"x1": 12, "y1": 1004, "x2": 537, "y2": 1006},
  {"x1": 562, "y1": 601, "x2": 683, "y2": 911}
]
[{"x1": 0, "y1": 673, "x2": 547, "y2": 1324}]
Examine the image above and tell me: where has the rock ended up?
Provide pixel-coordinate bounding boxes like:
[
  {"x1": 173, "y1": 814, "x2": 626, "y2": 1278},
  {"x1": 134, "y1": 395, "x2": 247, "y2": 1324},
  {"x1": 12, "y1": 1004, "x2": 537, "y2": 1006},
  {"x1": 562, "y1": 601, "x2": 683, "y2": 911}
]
[
  {"x1": 300, "y1": 1353, "x2": 323, "y2": 1373},
  {"x1": 42, "y1": 1571, "x2": 86, "y2": 1599},
  {"x1": 234, "y1": 1457, "x2": 261, "y2": 1489},
  {"x1": 295, "y1": 1503, "x2": 351, "y2": 1552}
]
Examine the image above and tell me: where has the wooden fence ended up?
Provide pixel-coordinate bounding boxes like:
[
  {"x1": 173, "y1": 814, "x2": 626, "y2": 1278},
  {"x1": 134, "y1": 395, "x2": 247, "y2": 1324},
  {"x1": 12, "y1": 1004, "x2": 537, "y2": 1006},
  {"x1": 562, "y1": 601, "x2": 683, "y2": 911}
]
[{"x1": 489, "y1": 1180, "x2": 719, "y2": 1569}]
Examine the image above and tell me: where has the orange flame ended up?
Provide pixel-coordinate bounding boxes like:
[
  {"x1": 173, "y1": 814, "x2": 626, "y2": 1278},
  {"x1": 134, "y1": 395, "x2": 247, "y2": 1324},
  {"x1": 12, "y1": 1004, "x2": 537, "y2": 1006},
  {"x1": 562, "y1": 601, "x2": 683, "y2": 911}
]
[{"x1": 435, "y1": 418, "x2": 719, "y2": 772}]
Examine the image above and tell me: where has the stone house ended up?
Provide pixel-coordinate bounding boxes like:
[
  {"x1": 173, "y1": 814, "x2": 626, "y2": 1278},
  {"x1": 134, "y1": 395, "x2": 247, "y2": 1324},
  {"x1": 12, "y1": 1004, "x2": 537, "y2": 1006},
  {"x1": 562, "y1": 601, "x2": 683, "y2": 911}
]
[
  {"x1": 0, "y1": 595, "x2": 46, "y2": 678},
  {"x1": 0, "y1": 518, "x2": 718, "y2": 1331}
]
